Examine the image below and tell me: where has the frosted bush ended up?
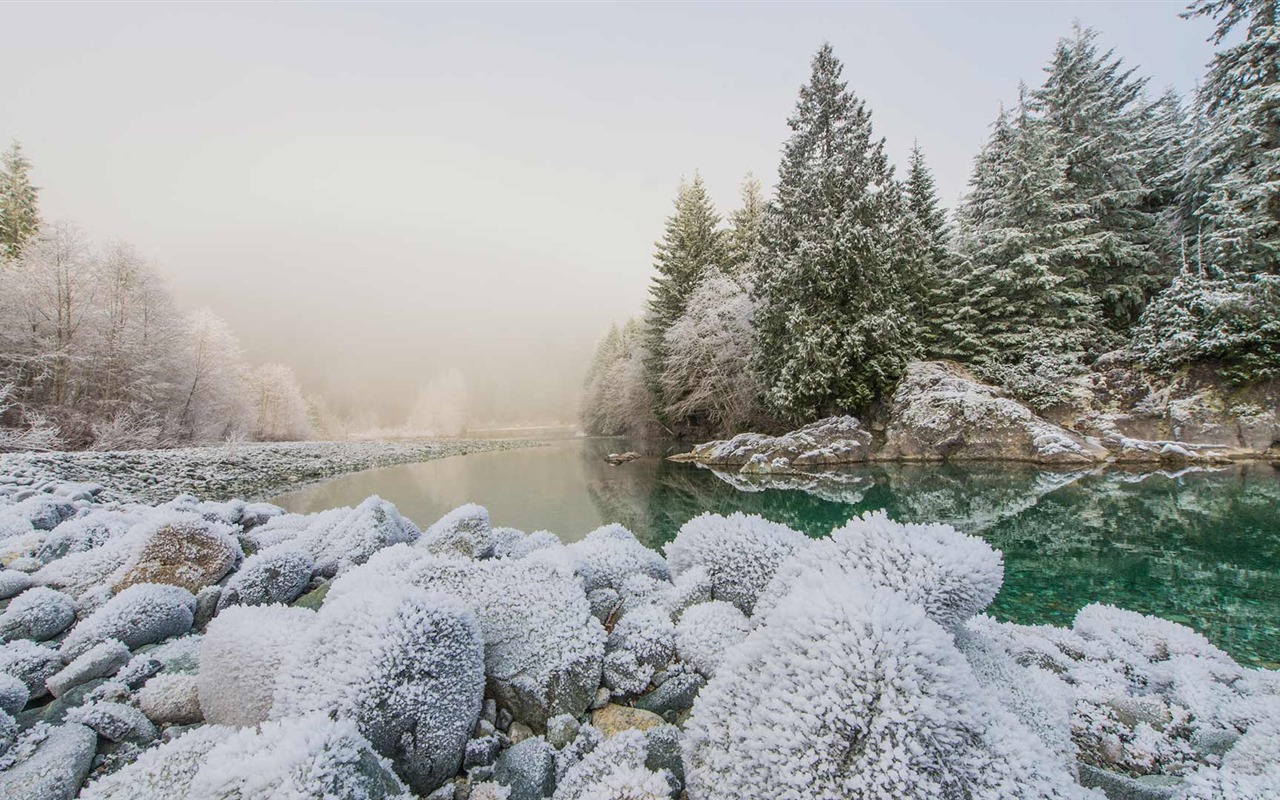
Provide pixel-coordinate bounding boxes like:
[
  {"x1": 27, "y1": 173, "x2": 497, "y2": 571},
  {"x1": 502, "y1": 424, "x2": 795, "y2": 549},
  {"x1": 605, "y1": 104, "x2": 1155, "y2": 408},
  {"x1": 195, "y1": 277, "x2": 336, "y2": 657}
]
[
  {"x1": 0, "y1": 639, "x2": 61, "y2": 698},
  {"x1": 674, "y1": 601, "x2": 750, "y2": 679},
  {"x1": 663, "y1": 513, "x2": 806, "y2": 614},
  {"x1": 419, "y1": 503, "x2": 494, "y2": 559},
  {"x1": 0, "y1": 672, "x2": 29, "y2": 715},
  {"x1": 554, "y1": 730, "x2": 660, "y2": 800},
  {"x1": 683, "y1": 578, "x2": 1092, "y2": 800},
  {"x1": 61, "y1": 582, "x2": 196, "y2": 660},
  {"x1": 530, "y1": 524, "x2": 670, "y2": 598},
  {"x1": 272, "y1": 587, "x2": 483, "y2": 794},
  {"x1": 199, "y1": 604, "x2": 314, "y2": 727},
  {"x1": 328, "y1": 546, "x2": 605, "y2": 727},
  {"x1": 0, "y1": 586, "x2": 76, "y2": 642},
  {"x1": 216, "y1": 545, "x2": 314, "y2": 610},
  {"x1": 757, "y1": 511, "x2": 1003, "y2": 629}
]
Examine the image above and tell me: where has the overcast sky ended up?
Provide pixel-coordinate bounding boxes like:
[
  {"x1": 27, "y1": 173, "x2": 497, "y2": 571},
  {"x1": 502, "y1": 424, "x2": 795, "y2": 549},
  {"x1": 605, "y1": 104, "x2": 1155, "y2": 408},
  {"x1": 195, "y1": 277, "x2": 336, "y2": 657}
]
[{"x1": 0, "y1": 1, "x2": 1216, "y2": 425}]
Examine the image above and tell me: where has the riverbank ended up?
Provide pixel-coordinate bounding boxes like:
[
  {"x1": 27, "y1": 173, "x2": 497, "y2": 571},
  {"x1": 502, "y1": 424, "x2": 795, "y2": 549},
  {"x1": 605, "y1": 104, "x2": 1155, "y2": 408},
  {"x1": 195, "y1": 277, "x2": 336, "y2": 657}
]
[{"x1": 0, "y1": 439, "x2": 540, "y2": 506}]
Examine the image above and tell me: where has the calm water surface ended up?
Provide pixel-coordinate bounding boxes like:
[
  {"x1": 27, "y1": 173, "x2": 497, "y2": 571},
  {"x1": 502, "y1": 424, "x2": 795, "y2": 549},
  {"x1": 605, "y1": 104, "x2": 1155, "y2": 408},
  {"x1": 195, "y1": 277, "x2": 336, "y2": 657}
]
[{"x1": 272, "y1": 438, "x2": 1280, "y2": 668}]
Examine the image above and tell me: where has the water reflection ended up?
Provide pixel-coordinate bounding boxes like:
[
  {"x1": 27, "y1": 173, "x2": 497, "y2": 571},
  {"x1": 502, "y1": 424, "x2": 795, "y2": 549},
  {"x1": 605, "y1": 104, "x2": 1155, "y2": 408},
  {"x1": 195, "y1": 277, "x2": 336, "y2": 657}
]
[{"x1": 272, "y1": 438, "x2": 1280, "y2": 667}]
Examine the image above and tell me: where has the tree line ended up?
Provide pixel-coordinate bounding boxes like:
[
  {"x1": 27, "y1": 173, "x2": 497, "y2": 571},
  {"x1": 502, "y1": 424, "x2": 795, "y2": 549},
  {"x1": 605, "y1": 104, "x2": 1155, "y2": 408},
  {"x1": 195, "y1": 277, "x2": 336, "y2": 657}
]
[
  {"x1": 583, "y1": 0, "x2": 1278, "y2": 438},
  {"x1": 0, "y1": 144, "x2": 322, "y2": 450}
]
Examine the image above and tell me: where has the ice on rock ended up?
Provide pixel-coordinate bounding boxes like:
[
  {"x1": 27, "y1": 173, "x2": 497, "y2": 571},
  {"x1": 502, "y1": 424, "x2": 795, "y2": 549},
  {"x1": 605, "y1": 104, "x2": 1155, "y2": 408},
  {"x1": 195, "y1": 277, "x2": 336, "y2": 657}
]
[
  {"x1": 553, "y1": 729, "x2": 667, "y2": 800},
  {"x1": 683, "y1": 578, "x2": 1093, "y2": 800},
  {"x1": 216, "y1": 546, "x2": 315, "y2": 610},
  {"x1": 756, "y1": 511, "x2": 1003, "y2": 629},
  {"x1": 493, "y1": 527, "x2": 559, "y2": 560},
  {"x1": 674, "y1": 601, "x2": 750, "y2": 679},
  {"x1": 32, "y1": 526, "x2": 148, "y2": 599},
  {"x1": 199, "y1": 604, "x2": 314, "y2": 727},
  {"x1": 0, "y1": 639, "x2": 62, "y2": 699},
  {"x1": 663, "y1": 512, "x2": 806, "y2": 615},
  {"x1": 138, "y1": 673, "x2": 203, "y2": 725},
  {"x1": 532, "y1": 524, "x2": 671, "y2": 596},
  {"x1": 60, "y1": 582, "x2": 196, "y2": 660},
  {"x1": 65, "y1": 700, "x2": 157, "y2": 742},
  {"x1": 47, "y1": 639, "x2": 131, "y2": 697},
  {"x1": 419, "y1": 503, "x2": 495, "y2": 559},
  {"x1": 0, "y1": 722, "x2": 98, "y2": 800},
  {"x1": 272, "y1": 587, "x2": 484, "y2": 794},
  {"x1": 79, "y1": 724, "x2": 239, "y2": 799},
  {"x1": 328, "y1": 545, "x2": 605, "y2": 727},
  {"x1": 109, "y1": 512, "x2": 242, "y2": 594},
  {"x1": 11, "y1": 494, "x2": 78, "y2": 531},
  {"x1": 302, "y1": 496, "x2": 417, "y2": 576},
  {"x1": 608, "y1": 606, "x2": 675, "y2": 672},
  {"x1": 0, "y1": 586, "x2": 77, "y2": 642},
  {"x1": 35, "y1": 509, "x2": 140, "y2": 563},
  {"x1": 1176, "y1": 719, "x2": 1280, "y2": 800},
  {"x1": 657, "y1": 566, "x2": 712, "y2": 621},
  {"x1": 0, "y1": 569, "x2": 35, "y2": 600},
  {"x1": 0, "y1": 672, "x2": 30, "y2": 715}
]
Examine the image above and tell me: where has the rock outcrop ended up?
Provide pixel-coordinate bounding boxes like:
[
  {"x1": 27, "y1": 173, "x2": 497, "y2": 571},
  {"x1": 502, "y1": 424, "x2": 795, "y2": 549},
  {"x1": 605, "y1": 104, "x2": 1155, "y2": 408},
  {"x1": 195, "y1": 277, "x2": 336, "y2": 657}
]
[{"x1": 670, "y1": 416, "x2": 873, "y2": 472}]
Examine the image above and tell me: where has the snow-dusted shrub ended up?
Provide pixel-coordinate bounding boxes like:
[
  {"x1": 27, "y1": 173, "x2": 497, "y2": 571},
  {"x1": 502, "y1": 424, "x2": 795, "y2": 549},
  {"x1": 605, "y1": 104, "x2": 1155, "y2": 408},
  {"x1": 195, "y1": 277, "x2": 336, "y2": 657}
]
[
  {"x1": 0, "y1": 639, "x2": 61, "y2": 698},
  {"x1": 0, "y1": 586, "x2": 76, "y2": 642},
  {"x1": 199, "y1": 604, "x2": 314, "y2": 727},
  {"x1": 0, "y1": 569, "x2": 34, "y2": 600},
  {"x1": 609, "y1": 606, "x2": 675, "y2": 671},
  {"x1": 554, "y1": 729, "x2": 667, "y2": 800},
  {"x1": 1177, "y1": 719, "x2": 1280, "y2": 800},
  {"x1": 419, "y1": 503, "x2": 494, "y2": 559},
  {"x1": 216, "y1": 546, "x2": 314, "y2": 610},
  {"x1": 683, "y1": 578, "x2": 1091, "y2": 800},
  {"x1": 757, "y1": 511, "x2": 1003, "y2": 629},
  {"x1": 328, "y1": 546, "x2": 605, "y2": 727},
  {"x1": 272, "y1": 587, "x2": 484, "y2": 794},
  {"x1": 0, "y1": 672, "x2": 28, "y2": 715},
  {"x1": 663, "y1": 513, "x2": 806, "y2": 615},
  {"x1": 61, "y1": 583, "x2": 196, "y2": 660},
  {"x1": 674, "y1": 601, "x2": 750, "y2": 679},
  {"x1": 532, "y1": 524, "x2": 670, "y2": 595}
]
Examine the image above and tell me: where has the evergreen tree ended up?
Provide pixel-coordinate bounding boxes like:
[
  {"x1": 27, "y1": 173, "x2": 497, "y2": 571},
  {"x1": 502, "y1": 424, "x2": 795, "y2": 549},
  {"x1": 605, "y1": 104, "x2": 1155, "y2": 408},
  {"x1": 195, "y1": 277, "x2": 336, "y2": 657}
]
[
  {"x1": 753, "y1": 43, "x2": 918, "y2": 421},
  {"x1": 1032, "y1": 24, "x2": 1178, "y2": 339},
  {"x1": 645, "y1": 173, "x2": 726, "y2": 405},
  {"x1": 904, "y1": 142, "x2": 955, "y2": 356},
  {"x1": 0, "y1": 141, "x2": 41, "y2": 261},
  {"x1": 1180, "y1": 0, "x2": 1279, "y2": 274},
  {"x1": 726, "y1": 173, "x2": 766, "y2": 273}
]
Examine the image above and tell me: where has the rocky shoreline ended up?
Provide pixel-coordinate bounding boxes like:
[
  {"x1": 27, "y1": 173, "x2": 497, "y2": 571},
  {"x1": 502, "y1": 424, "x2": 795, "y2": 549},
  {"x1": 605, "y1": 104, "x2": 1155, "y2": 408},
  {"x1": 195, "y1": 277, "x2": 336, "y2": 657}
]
[
  {"x1": 0, "y1": 477, "x2": 1276, "y2": 799},
  {"x1": 672, "y1": 361, "x2": 1279, "y2": 473},
  {"x1": 0, "y1": 439, "x2": 538, "y2": 506}
]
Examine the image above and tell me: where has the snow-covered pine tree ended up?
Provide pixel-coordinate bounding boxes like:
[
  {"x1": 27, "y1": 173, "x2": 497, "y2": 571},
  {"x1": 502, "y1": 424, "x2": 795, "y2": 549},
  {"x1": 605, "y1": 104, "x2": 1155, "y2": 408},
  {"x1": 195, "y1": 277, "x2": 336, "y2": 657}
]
[
  {"x1": 726, "y1": 173, "x2": 766, "y2": 275},
  {"x1": 753, "y1": 43, "x2": 919, "y2": 421},
  {"x1": 1032, "y1": 24, "x2": 1179, "y2": 341},
  {"x1": 904, "y1": 142, "x2": 956, "y2": 357},
  {"x1": 0, "y1": 141, "x2": 41, "y2": 261},
  {"x1": 645, "y1": 173, "x2": 727, "y2": 409}
]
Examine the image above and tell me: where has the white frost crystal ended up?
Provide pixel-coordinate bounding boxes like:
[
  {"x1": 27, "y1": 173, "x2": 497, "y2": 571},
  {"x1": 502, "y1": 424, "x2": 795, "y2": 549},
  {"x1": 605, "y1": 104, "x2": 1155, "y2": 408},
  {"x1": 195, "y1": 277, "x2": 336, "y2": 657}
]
[
  {"x1": 199, "y1": 604, "x2": 315, "y2": 727},
  {"x1": 272, "y1": 586, "x2": 484, "y2": 794},
  {"x1": 683, "y1": 577, "x2": 1092, "y2": 800},
  {"x1": 533, "y1": 523, "x2": 671, "y2": 595},
  {"x1": 756, "y1": 511, "x2": 1003, "y2": 629},
  {"x1": 60, "y1": 582, "x2": 196, "y2": 659},
  {"x1": 216, "y1": 545, "x2": 315, "y2": 610},
  {"x1": 0, "y1": 586, "x2": 77, "y2": 642},
  {"x1": 1176, "y1": 719, "x2": 1280, "y2": 800},
  {"x1": 663, "y1": 512, "x2": 807, "y2": 615},
  {"x1": 554, "y1": 729, "x2": 667, "y2": 800},
  {"x1": 674, "y1": 600, "x2": 750, "y2": 679},
  {"x1": 419, "y1": 503, "x2": 495, "y2": 559}
]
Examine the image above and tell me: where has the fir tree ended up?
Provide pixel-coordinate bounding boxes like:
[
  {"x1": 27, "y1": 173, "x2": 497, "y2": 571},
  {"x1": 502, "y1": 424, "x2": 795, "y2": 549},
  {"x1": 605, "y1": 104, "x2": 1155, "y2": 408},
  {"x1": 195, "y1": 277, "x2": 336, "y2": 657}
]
[
  {"x1": 645, "y1": 173, "x2": 726, "y2": 410},
  {"x1": 0, "y1": 141, "x2": 41, "y2": 261},
  {"x1": 726, "y1": 173, "x2": 766, "y2": 274},
  {"x1": 904, "y1": 142, "x2": 954, "y2": 357},
  {"x1": 753, "y1": 43, "x2": 918, "y2": 421}
]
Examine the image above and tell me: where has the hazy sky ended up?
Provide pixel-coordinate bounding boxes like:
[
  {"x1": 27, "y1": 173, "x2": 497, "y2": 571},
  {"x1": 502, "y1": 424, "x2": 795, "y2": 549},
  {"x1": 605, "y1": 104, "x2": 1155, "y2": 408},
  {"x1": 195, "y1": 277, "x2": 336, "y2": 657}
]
[{"x1": 0, "y1": 2, "x2": 1216, "y2": 425}]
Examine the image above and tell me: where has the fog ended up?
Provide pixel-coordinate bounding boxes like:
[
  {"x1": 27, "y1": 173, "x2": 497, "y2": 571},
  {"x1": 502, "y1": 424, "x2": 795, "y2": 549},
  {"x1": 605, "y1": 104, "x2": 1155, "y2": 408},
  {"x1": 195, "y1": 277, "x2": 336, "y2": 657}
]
[{"x1": 0, "y1": 2, "x2": 1214, "y2": 429}]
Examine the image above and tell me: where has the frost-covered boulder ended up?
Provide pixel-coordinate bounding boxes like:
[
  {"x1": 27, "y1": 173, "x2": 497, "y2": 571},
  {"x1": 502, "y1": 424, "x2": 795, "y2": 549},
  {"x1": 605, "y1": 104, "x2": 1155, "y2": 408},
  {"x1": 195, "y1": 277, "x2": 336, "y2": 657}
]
[
  {"x1": 0, "y1": 672, "x2": 29, "y2": 715},
  {"x1": 609, "y1": 606, "x2": 675, "y2": 673},
  {"x1": 111, "y1": 513, "x2": 241, "y2": 594},
  {"x1": 0, "y1": 707, "x2": 14, "y2": 758},
  {"x1": 674, "y1": 600, "x2": 750, "y2": 679},
  {"x1": 329, "y1": 546, "x2": 605, "y2": 728},
  {"x1": 553, "y1": 729, "x2": 669, "y2": 800},
  {"x1": 879, "y1": 361, "x2": 1109, "y2": 464},
  {"x1": 35, "y1": 509, "x2": 139, "y2": 563},
  {"x1": 493, "y1": 528, "x2": 559, "y2": 560},
  {"x1": 216, "y1": 546, "x2": 314, "y2": 610},
  {"x1": 0, "y1": 639, "x2": 62, "y2": 699},
  {"x1": 272, "y1": 587, "x2": 484, "y2": 794},
  {"x1": 32, "y1": 526, "x2": 149, "y2": 599},
  {"x1": 419, "y1": 504, "x2": 495, "y2": 559},
  {"x1": 663, "y1": 513, "x2": 807, "y2": 615},
  {"x1": 0, "y1": 722, "x2": 97, "y2": 800},
  {"x1": 0, "y1": 586, "x2": 77, "y2": 642},
  {"x1": 674, "y1": 416, "x2": 874, "y2": 472},
  {"x1": 1176, "y1": 719, "x2": 1280, "y2": 800},
  {"x1": 138, "y1": 673, "x2": 203, "y2": 725},
  {"x1": 683, "y1": 579, "x2": 1093, "y2": 800},
  {"x1": 10, "y1": 495, "x2": 78, "y2": 531},
  {"x1": 0, "y1": 569, "x2": 35, "y2": 600},
  {"x1": 531, "y1": 524, "x2": 670, "y2": 596},
  {"x1": 65, "y1": 700, "x2": 157, "y2": 742},
  {"x1": 304, "y1": 496, "x2": 417, "y2": 576},
  {"x1": 79, "y1": 724, "x2": 235, "y2": 800},
  {"x1": 46, "y1": 639, "x2": 131, "y2": 698},
  {"x1": 658, "y1": 566, "x2": 712, "y2": 621},
  {"x1": 199, "y1": 604, "x2": 314, "y2": 727},
  {"x1": 756, "y1": 511, "x2": 1004, "y2": 629},
  {"x1": 61, "y1": 583, "x2": 196, "y2": 660}
]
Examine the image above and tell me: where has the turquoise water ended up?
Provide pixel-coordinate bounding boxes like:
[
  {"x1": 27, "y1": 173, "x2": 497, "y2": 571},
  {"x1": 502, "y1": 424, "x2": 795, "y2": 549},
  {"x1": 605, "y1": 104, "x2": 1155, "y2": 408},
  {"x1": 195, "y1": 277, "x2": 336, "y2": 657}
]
[{"x1": 272, "y1": 438, "x2": 1280, "y2": 668}]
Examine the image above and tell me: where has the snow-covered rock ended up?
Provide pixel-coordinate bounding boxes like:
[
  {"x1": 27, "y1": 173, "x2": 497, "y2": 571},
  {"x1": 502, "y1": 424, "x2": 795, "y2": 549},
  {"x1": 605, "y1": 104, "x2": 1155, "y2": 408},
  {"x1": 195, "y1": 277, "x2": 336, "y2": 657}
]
[
  {"x1": 531, "y1": 523, "x2": 671, "y2": 596},
  {"x1": 248, "y1": 496, "x2": 417, "y2": 578},
  {"x1": 419, "y1": 503, "x2": 495, "y2": 559},
  {"x1": 65, "y1": 700, "x2": 157, "y2": 742},
  {"x1": 683, "y1": 577, "x2": 1094, "y2": 799},
  {"x1": 138, "y1": 673, "x2": 203, "y2": 725},
  {"x1": 0, "y1": 722, "x2": 97, "y2": 800},
  {"x1": 0, "y1": 672, "x2": 29, "y2": 715},
  {"x1": 272, "y1": 587, "x2": 484, "y2": 794},
  {"x1": 553, "y1": 729, "x2": 669, "y2": 800},
  {"x1": 60, "y1": 582, "x2": 196, "y2": 660},
  {"x1": 79, "y1": 724, "x2": 236, "y2": 799},
  {"x1": 879, "y1": 361, "x2": 1109, "y2": 464},
  {"x1": 0, "y1": 569, "x2": 35, "y2": 600},
  {"x1": 215, "y1": 545, "x2": 314, "y2": 610},
  {"x1": 0, "y1": 586, "x2": 77, "y2": 642},
  {"x1": 663, "y1": 512, "x2": 807, "y2": 615},
  {"x1": 0, "y1": 639, "x2": 62, "y2": 699},
  {"x1": 46, "y1": 639, "x2": 131, "y2": 698},
  {"x1": 110, "y1": 513, "x2": 242, "y2": 594},
  {"x1": 674, "y1": 600, "x2": 750, "y2": 679},
  {"x1": 756, "y1": 511, "x2": 1004, "y2": 629},
  {"x1": 198, "y1": 604, "x2": 314, "y2": 727},
  {"x1": 673, "y1": 416, "x2": 874, "y2": 472}
]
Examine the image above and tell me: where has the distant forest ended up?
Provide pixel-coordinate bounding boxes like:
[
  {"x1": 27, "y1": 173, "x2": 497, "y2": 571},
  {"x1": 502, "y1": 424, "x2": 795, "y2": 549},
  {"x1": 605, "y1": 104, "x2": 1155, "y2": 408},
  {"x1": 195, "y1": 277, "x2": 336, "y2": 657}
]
[{"x1": 582, "y1": 0, "x2": 1279, "y2": 439}]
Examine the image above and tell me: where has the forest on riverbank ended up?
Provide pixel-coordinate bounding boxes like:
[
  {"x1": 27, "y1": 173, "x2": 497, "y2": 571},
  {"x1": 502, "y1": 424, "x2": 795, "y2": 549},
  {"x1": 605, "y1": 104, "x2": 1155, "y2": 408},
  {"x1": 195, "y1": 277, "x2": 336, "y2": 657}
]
[{"x1": 582, "y1": 0, "x2": 1279, "y2": 439}]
